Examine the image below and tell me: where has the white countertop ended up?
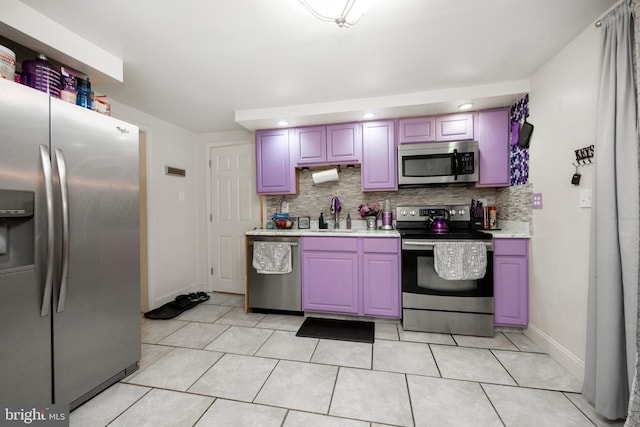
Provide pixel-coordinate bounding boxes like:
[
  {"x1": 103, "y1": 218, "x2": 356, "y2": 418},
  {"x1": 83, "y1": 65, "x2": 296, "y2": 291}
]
[
  {"x1": 246, "y1": 220, "x2": 529, "y2": 239},
  {"x1": 245, "y1": 228, "x2": 401, "y2": 238},
  {"x1": 481, "y1": 220, "x2": 531, "y2": 239}
]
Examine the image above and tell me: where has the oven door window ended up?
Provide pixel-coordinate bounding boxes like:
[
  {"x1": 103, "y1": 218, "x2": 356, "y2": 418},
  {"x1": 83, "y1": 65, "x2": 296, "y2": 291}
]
[
  {"x1": 402, "y1": 154, "x2": 452, "y2": 177},
  {"x1": 402, "y1": 249, "x2": 493, "y2": 297}
]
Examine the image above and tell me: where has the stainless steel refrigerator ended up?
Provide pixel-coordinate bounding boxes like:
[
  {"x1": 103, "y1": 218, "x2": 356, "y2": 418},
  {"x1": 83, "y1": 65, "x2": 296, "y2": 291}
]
[{"x1": 0, "y1": 78, "x2": 141, "y2": 410}]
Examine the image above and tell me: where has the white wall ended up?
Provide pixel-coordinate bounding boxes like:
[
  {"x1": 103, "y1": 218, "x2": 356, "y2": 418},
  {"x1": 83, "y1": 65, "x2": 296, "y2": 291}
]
[
  {"x1": 526, "y1": 24, "x2": 600, "y2": 381},
  {"x1": 109, "y1": 99, "x2": 201, "y2": 309}
]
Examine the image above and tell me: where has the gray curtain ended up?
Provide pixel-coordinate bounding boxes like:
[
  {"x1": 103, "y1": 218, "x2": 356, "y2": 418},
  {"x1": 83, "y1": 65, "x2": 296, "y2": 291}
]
[{"x1": 583, "y1": 0, "x2": 639, "y2": 422}]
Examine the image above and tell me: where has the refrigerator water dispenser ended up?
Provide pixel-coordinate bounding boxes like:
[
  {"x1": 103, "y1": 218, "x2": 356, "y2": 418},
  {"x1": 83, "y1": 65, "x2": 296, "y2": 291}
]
[{"x1": 0, "y1": 189, "x2": 35, "y2": 270}]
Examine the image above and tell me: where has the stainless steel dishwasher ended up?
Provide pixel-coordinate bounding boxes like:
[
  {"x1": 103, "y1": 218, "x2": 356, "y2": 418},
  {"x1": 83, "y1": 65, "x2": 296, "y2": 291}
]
[{"x1": 247, "y1": 235, "x2": 302, "y2": 313}]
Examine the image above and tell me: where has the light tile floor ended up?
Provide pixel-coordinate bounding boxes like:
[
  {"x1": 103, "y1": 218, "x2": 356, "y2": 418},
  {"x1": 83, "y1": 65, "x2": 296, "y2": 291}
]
[{"x1": 70, "y1": 293, "x2": 626, "y2": 427}]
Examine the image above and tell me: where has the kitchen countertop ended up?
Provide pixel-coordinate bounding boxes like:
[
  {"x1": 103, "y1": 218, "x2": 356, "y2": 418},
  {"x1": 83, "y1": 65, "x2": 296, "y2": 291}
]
[
  {"x1": 246, "y1": 220, "x2": 530, "y2": 239},
  {"x1": 245, "y1": 228, "x2": 401, "y2": 238},
  {"x1": 481, "y1": 220, "x2": 531, "y2": 238}
]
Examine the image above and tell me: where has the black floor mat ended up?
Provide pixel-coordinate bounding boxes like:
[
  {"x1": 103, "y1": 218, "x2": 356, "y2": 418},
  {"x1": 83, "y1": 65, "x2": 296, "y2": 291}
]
[
  {"x1": 144, "y1": 292, "x2": 209, "y2": 320},
  {"x1": 296, "y1": 317, "x2": 375, "y2": 343}
]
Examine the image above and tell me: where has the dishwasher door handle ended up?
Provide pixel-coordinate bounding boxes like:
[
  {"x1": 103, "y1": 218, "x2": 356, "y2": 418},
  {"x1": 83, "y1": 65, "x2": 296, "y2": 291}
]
[{"x1": 248, "y1": 241, "x2": 299, "y2": 246}]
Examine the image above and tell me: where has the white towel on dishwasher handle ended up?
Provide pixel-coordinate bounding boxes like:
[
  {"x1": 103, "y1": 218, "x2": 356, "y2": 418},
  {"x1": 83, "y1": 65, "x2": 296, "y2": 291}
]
[
  {"x1": 434, "y1": 242, "x2": 487, "y2": 281},
  {"x1": 252, "y1": 242, "x2": 292, "y2": 274}
]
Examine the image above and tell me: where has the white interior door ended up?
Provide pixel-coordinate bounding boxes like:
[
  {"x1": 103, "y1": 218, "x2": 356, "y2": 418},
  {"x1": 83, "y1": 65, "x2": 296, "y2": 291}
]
[{"x1": 209, "y1": 144, "x2": 260, "y2": 294}]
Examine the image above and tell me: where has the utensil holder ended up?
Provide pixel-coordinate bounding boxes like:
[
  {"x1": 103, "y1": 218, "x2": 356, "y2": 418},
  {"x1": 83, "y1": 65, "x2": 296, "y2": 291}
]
[{"x1": 366, "y1": 217, "x2": 377, "y2": 230}]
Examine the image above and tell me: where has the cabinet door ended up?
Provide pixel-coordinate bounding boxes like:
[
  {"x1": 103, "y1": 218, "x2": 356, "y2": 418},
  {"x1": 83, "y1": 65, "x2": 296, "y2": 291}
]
[
  {"x1": 494, "y1": 254, "x2": 529, "y2": 327},
  {"x1": 302, "y1": 251, "x2": 359, "y2": 314},
  {"x1": 293, "y1": 126, "x2": 326, "y2": 165},
  {"x1": 361, "y1": 120, "x2": 397, "y2": 191},
  {"x1": 477, "y1": 108, "x2": 510, "y2": 187},
  {"x1": 327, "y1": 123, "x2": 361, "y2": 163},
  {"x1": 362, "y1": 253, "x2": 400, "y2": 318},
  {"x1": 435, "y1": 113, "x2": 474, "y2": 141},
  {"x1": 398, "y1": 117, "x2": 436, "y2": 144},
  {"x1": 255, "y1": 129, "x2": 296, "y2": 194}
]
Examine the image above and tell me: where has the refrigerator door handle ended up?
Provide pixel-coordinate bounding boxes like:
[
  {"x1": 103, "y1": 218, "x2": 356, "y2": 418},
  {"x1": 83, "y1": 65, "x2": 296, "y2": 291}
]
[
  {"x1": 54, "y1": 148, "x2": 69, "y2": 313},
  {"x1": 39, "y1": 144, "x2": 54, "y2": 317}
]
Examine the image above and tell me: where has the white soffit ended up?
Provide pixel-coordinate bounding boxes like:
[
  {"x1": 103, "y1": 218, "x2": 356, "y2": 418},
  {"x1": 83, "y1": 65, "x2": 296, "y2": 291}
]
[
  {"x1": 235, "y1": 80, "x2": 530, "y2": 131},
  {"x1": 0, "y1": 0, "x2": 123, "y2": 82}
]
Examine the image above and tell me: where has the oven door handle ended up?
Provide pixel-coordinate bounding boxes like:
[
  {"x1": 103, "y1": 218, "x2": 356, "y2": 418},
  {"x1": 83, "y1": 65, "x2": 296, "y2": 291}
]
[
  {"x1": 402, "y1": 240, "x2": 493, "y2": 251},
  {"x1": 402, "y1": 241, "x2": 436, "y2": 251}
]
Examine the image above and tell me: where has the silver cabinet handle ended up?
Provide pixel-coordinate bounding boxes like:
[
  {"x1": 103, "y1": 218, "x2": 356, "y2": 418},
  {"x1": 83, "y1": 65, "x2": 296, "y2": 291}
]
[
  {"x1": 54, "y1": 148, "x2": 69, "y2": 313},
  {"x1": 39, "y1": 144, "x2": 54, "y2": 317}
]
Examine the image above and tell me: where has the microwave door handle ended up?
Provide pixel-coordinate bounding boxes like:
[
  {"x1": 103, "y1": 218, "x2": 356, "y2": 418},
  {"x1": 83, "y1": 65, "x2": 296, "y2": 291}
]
[{"x1": 453, "y1": 149, "x2": 459, "y2": 180}]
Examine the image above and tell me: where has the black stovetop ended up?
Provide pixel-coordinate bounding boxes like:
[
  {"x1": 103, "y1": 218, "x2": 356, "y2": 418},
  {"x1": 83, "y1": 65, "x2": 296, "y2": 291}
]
[{"x1": 396, "y1": 222, "x2": 492, "y2": 240}]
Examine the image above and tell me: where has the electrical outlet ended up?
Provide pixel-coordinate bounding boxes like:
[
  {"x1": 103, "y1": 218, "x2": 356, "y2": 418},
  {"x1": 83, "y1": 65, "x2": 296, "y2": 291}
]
[{"x1": 532, "y1": 193, "x2": 543, "y2": 209}]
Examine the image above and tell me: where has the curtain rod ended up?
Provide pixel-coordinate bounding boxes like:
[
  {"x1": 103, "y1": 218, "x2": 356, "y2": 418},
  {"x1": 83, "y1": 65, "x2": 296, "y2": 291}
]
[{"x1": 595, "y1": 0, "x2": 631, "y2": 27}]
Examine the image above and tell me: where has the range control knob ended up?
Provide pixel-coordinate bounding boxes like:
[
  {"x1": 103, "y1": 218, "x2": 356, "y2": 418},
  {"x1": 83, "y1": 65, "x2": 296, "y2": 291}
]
[
  {"x1": 449, "y1": 209, "x2": 456, "y2": 216},
  {"x1": 409, "y1": 209, "x2": 417, "y2": 216},
  {"x1": 458, "y1": 209, "x2": 465, "y2": 216}
]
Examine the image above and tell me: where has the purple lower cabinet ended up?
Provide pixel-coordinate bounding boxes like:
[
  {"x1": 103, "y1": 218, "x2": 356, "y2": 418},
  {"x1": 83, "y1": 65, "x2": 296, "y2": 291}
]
[
  {"x1": 493, "y1": 238, "x2": 529, "y2": 327},
  {"x1": 302, "y1": 237, "x2": 359, "y2": 314},
  {"x1": 302, "y1": 236, "x2": 401, "y2": 318},
  {"x1": 362, "y1": 253, "x2": 400, "y2": 318}
]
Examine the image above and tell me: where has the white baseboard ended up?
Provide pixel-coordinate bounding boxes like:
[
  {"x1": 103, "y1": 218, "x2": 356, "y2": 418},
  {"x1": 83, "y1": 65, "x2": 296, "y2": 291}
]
[{"x1": 525, "y1": 323, "x2": 585, "y2": 384}]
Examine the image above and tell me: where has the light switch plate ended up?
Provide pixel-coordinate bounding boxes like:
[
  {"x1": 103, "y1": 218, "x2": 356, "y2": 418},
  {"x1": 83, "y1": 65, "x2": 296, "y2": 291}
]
[
  {"x1": 532, "y1": 193, "x2": 543, "y2": 209},
  {"x1": 580, "y1": 189, "x2": 593, "y2": 208}
]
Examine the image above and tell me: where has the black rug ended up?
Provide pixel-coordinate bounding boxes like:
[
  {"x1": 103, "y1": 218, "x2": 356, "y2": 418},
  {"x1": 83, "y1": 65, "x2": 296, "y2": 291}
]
[{"x1": 296, "y1": 317, "x2": 375, "y2": 343}]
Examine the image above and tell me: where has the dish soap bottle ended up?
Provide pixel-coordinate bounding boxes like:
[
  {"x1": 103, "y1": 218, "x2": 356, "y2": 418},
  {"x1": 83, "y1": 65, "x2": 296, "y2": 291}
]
[
  {"x1": 346, "y1": 212, "x2": 351, "y2": 229},
  {"x1": 319, "y1": 213, "x2": 328, "y2": 229}
]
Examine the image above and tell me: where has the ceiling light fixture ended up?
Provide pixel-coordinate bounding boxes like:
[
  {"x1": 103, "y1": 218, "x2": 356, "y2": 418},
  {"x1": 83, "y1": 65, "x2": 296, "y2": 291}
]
[
  {"x1": 363, "y1": 112, "x2": 375, "y2": 119},
  {"x1": 458, "y1": 103, "x2": 473, "y2": 110},
  {"x1": 277, "y1": 120, "x2": 289, "y2": 127},
  {"x1": 299, "y1": 0, "x2": 369, "y2": 28}
]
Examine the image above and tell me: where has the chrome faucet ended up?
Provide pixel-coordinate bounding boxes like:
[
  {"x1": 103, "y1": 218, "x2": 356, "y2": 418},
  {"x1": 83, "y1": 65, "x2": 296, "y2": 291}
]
[{"x1": 330, "y1": 196, "x2": 341, "y2": 229}]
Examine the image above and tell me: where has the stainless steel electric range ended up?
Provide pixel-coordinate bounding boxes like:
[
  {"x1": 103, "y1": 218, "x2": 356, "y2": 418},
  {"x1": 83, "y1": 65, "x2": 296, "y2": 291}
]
[{"x1": 396, "y1": 205, "x2": 494, "y2": 337}]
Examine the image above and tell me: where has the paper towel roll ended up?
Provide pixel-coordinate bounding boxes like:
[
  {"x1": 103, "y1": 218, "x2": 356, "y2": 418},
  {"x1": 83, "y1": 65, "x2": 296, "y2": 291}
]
[{"x1": 312, "y1": 168, "x2": 339, "y2": 184}]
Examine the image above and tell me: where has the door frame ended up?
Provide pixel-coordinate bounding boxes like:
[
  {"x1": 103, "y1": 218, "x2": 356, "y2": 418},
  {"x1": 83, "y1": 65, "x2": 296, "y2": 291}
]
[{"x1": 205, "y1": 140, "x2": 259, "y2": 293}]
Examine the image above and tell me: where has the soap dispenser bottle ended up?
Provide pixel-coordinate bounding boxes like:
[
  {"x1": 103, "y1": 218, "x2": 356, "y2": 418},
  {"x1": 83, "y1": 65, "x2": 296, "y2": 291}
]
[
  {"x1": 346, "y1": 212, "x2": 352, "y2": 229},
  {"x1": 319, "y1": 213, "x2": 328, "y2": 229}
]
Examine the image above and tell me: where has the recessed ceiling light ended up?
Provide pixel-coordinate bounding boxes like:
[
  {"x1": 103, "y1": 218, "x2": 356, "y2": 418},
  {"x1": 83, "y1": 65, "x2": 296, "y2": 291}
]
[
  {"x1": 363, "y1": 113, "x2": 375, "y2": 119},
  {"x1": 277, "y1": 120, "x2": 289, "y2": 127},
  {"x1": 458, "y1": 103, "x2": 473, "y2": 110}
]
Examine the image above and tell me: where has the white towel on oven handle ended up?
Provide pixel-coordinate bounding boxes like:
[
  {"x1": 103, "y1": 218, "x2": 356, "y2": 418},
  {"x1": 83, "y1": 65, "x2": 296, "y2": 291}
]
[
  {"x1": 433, "y1": 242, "x2": 487, "y2": 281},
  {"x1": 252, "y1": 241, "x2": 292, "y2": 274}
]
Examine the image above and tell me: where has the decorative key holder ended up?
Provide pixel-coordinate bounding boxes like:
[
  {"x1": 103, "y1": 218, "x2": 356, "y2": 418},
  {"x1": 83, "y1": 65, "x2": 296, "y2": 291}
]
[{"x1": 571, "y1": 145, "x2": 594, "y2": 185}]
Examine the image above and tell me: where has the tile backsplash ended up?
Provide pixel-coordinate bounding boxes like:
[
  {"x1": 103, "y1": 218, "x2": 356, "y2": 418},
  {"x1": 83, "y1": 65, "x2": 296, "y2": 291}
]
[{"x1": 265, "y1": 167, "x2": 533, "y2": 227}]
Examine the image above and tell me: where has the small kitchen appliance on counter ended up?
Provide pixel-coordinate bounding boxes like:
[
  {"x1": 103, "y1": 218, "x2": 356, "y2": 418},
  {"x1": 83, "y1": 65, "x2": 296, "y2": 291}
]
[
  {"x1": 381, "y1": 199, "x2": 393, "y2": 230},
  {"x1": 396, "y1": 205, "x2": 494, "y2": 337}
]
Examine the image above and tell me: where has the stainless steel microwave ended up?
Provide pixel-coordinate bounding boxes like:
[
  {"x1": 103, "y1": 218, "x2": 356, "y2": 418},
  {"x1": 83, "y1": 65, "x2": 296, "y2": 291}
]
[{"x1": 397, "y1": 140, "x2": 479, "y2": 186}]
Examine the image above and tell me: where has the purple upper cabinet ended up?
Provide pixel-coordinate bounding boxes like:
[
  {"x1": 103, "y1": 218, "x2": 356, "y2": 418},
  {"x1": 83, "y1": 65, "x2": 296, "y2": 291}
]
[
  {"x1": 476, "y1": 108, "x2": 510, "y2": 187},
  {"x1": 435, "y1": 113, "x2": 475, "y2": 141},
  {"x1": 398, "y1": 117, "x2": 436, "y2": 144},
  {"x1": 293, "y1": 123, "x2": 361, "y2": 166},
  {"x1": 361, "y1": 120, "x2": 397, "y2": 192},
  {"x1": 255, "y1": 128, "x2": 297, "y2": 194},
  {"x1": 293, "y1": 126, "x2": 327, "y2": 165},
  {"x1": 327, "y1": 123, "x2": 361, "y2": 164}
]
